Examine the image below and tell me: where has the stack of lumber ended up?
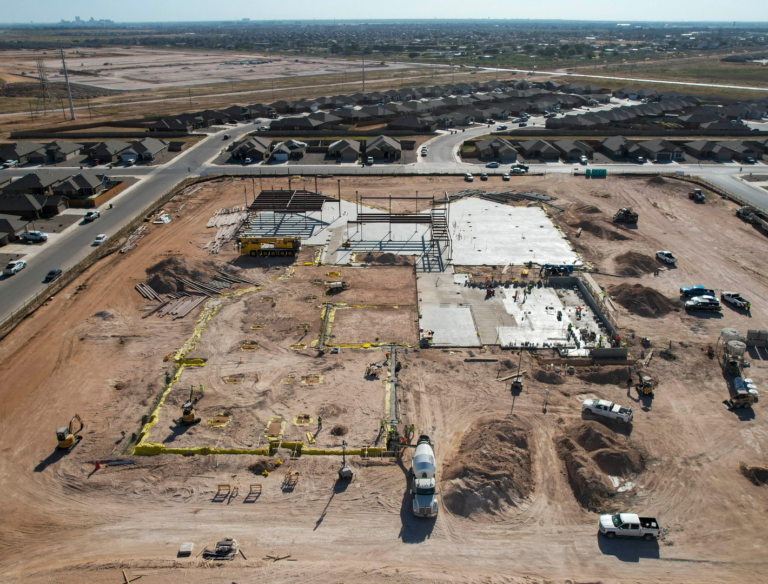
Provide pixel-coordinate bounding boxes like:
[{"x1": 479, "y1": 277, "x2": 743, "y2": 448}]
[
  {"x1": 135, "y1": 282, "x2": 161, "y2": 301},
  {"x1": 121, "y1": 225, "x2": 148, "y2": 254}
]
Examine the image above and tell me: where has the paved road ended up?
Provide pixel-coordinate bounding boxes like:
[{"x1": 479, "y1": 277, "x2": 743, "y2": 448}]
[{"x1": 1, "y1": 119, "x2": 767, "y2": 324}]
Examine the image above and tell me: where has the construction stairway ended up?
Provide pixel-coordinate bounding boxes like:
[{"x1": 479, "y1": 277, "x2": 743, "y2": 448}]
[{"x1": 415, "y1": 208, "x2": 451, "y2": 273}]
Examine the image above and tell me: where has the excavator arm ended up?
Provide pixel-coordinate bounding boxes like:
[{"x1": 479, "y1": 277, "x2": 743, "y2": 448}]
[{"x1": 68, "y1": 414, "x2": 84, "y2": 436}]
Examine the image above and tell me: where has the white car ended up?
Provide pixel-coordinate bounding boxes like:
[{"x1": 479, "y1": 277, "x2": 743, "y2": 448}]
[
  {"x1": 656, "y1": 250, "x2": 677, "y2": 264},
  {"x1": 582, "y1": 399, "x2": 633, "y2": 423},
  {"x1": 84, "y1": 210, "x2": 100, "y2": 222},
  {"x1": 3, "y1": 260, "x2": 27, "y2": 276},
  {"x1": 580, "y1": 156, "x2": 588, "y2": 165},
  {"x1": 465, "y1": 173, "x2": 474, "y2": 182},
  {"x1": 93, "y1": 234, "x2": 107, "y2": 246},
  {"x1": 21, "y1": 231, "x2": 48, "y2": 243},
  {"x1": 721, "y1": 291, "x2": 750, "y2": 309}
]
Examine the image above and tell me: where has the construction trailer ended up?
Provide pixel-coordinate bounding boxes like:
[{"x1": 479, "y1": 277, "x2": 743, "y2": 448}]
[{"x1": 240, "y1": 236, "x2": 301, "y2": 257}]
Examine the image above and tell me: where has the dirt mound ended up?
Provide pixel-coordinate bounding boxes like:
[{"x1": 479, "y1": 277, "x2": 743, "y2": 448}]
[
  {"x1": 577, "y1": 367, "x2": 630, "y2": 386},
  {"x1": 361, "y1": 252, "x2": 412, "y2": 266},
  {"x1": 648, "y1": 176, "x2": 667, "y2": 185},
  {"x1": 442, "y1": 416, "x2": 534, "y2": 518},
  {"x1": 558, "y1": 421, "x2": 645, "y2": 510},
  {"x1": 248, "y1": 459, "x2": 277, "y2": 475},
  {"x1": 0, "y1": 81, "x2": 123, "y2": 99},
  {"x1": 145, "y1": 257, "x2": 215, "y2": 294},
  {"x1": 330, "y1": 425, "x2": 348, "y2": 436},
  {"x1": 573, "y1": 202, "x2": 602, "y2": 214},
  {"x1": 609, "y1": 283, "x2": 677, "y2": 318},
  {"x1": 740, "y1": 463, "x2": 768, "y2": 486},
  {"x1": 570, "y1": 220, "x2": 630, "y2": 241},
  {"x1": 614, "y1": 251, "x2": 657, "y2": 277},
  {"x1": 536, "y1": 370, "x2": 564, "y2": 385}
]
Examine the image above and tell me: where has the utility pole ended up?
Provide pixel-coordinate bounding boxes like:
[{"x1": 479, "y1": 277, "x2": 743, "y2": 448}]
[
  {"x1": 188, "y1": 87, "x2": 192, "y2": 106},
  {"x1": 60, "y1": 47, "x2": 76, "y2": 120},
  {"x1": 271, "y1": 79, "x2": 275, "y2": 101},
  {"x1": 86, "y1": 96, "x2": 92, "y2": 119},
  {"x1": 362, "y1": 47, "x2": 365, "y2": 91}
]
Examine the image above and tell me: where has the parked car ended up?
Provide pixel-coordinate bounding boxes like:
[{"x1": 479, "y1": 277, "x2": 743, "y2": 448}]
[
  {"x1": 366, "y1": 157, "x2": 374, "y2": 165},
  {"x1": 243, "y1": 158, "x2": 252, "y2": 165},
  {"x1": 93, "y1": 234, "x2": 107, "y2": 246},
  {"x1": 44, "y1": 268, "x2": 62, "y2": 282},
  {"x1": 599, "y1": 513, "x2": 661, "y2": 540},
  {"x1": 497, "y1": 125, "x2": 508, "y2": 130},
  {"x1": 258, "y1": 126, "x2": 269, "y2": 131},
  {"x1": 580, "y1": 156, "x2": 588, "y2": 165},
  {"x1": 20, "y1": 231, "x2": 48, "y2": 243},
  {"x1": 518, "y1": 122, "x2": 527, "y2": 127},
  {"x1": 84, "y1": 210, "x2": 100, "y2": 222},
  {"x1": 721, "y1": 291, "x2": 750, "y2": 310},
  {"x1": 656, "y1": 250, "x2": 677, "y2": 264},
  {"x1": 515, "y1": 163, "x2": 529, "y2": 170},
  {"x1": 680, "y1": 285, "x2": 714, "y2": 298},
  {"x1": 743, "y1": 157, "x2": 756, "y2": 164},
  {"x1": 267, "y1": 113, "x2": 278, "y2": 119},
  {"x1": 480, "y1": 173, "x2": 488, "y2": 181},
  {"x1": 511, "y1": 167, "x2": 526, "y2": 175},
  {"x1": 502, "y1": 173, "x2": 510, "y2": 181},
  {"x1": 685, "y1": 295, "x2": 722, "y2": 312},
  {"x1": 3, "y1": 159, "x2": 19, "y2": 168},
  {"x1": 421, "y1": 147, "x2": 428, "y2": 156},
  {"x1": 486, "y1": 162, "x2": 499, "y2": 168},
  {"x1": 582, "y1": 399, "x2": 633, "y2": 423},
  {"x1": 465, "y1": 173, "x2": 474, "y2": 182},
  {"x1": 3, "y1": 260, "x2": 27, "y2": 276},
  {"x1": 635, "y1": 156, "x2": 646, "y2": 164}
]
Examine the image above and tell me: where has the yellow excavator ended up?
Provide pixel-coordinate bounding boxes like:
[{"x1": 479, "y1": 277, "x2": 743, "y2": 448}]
[
  {"x1": 56, "y1": 414, "x2": 84, "y2": 450},
  {"x1": 179, "y1": 385, "x2": 204, "y2": 425}
]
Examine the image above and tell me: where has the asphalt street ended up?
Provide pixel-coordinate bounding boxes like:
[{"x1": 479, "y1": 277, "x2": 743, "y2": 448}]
[{"x1": 1, "y1": 118, "x2": 767, "y2": 325}]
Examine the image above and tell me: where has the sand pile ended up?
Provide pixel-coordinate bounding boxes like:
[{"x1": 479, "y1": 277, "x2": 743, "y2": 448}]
[
  {"x1": 609, "y1": 283, "x2": 677, "y2": 318},
  {"x1": 740, "y1": 463, "x2": 768, "y2": 486},
  {"x1": 578, "y1": 367, "x2": 631, "y2": 386},
  {"x1": 557, "y1": 421, "x2": 645, "y2": 510},
  {"x1": 572, "y1": 202, "x2": 602, "y2": 214},
  {"x1": 536, "y1": 370, "x2": 564, "y2": 385},
  {"x1": 442, "y1": 416, "x2": 534, "y2": 518},
  {"x1": 570, "y1": 220, "x2": 630, "y2": 241},
  {"x1": 614, "y1": 251, "x2": 657, "y2": 277},
  {"x1": 361, "y1": 252, "x2": 412, "y2": 266},
  {"x1": 648, "y1": 176, "x2": 667, "y2": 185}
]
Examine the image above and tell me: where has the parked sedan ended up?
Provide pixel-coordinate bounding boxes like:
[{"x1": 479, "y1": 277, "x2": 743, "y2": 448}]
[
  {"x1": 511, "y1": 167, "x2": 526, "y2": 175},
  {"x1": 480, "y1": 173, "x2": 488, "y2": 181},
  {"x1": 44, "y1": 268, "x2": 62, "y2": 282},
  {"x1": 3, "y1": 260, "x2": 26, "y2": 276},
  {"x1": 465, "y1": 173, "x2": 474, "y2": 182},
  {"x1": 502, "y1": 173, "x2": 510, "y2": 181},
  {"x1": 656, "y1": 250, "x2": 677, "y2": 264},
  {"x1": 485, "y1": 162, "x2": 500, "y2": 168},
  {"x1": 685, "y1": 295, "x2": 722, "y2": 312}
]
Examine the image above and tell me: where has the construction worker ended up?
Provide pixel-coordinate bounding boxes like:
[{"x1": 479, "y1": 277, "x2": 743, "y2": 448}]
[
  {"x1": 746, "y1": 301, "x2": 752, "y2": 312},
  {"x1": 317, "y1": 416, "x2": 322, "y2": 429}
]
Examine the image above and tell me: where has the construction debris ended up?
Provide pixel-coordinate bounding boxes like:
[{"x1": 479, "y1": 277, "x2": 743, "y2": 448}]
[
  {"x1": 206, "y1": 207, "x2": 249, "y2": 228},
  {"x1": 135, "y1": 282, "x2": 162, "y2": 302},
  {"x1": 437, "y1": 189, "x2": 557, "y2": 206},
  {"x1": 153, "y1": 214, "x2": 172, "y2": 224},
  {"x1": 120, "y1": 225, "x2": 147, "y2": 254},
  {"x1": 202, "y1": 538, "x2": 241, "y2": 561}
]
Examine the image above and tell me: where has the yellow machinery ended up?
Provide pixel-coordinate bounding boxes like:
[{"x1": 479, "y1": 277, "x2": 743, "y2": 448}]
[
  {"x1": 56, "y1": 414, "x2": 84, "y2": 450},
  {"x1": 180, "y1": 385, "x2": 204, "y2": 425},
  {"x1": 240, "y1": 237, "x2": 301, "y2": 258}
]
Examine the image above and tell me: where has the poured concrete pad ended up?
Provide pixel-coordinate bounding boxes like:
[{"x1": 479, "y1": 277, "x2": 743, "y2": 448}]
[
  {"x1": 448, "y1": 199, "x2": 580, "y2": 266},
  {"x1": 420, "y1": 305, "x2": 481, "y2": 347}
]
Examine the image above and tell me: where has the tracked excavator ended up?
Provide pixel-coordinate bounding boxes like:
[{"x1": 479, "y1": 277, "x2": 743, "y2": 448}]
[
  {"x1": 178, "y1": 385, "x2": 204, "y2": 425},
  {"x1": 56, "y1": 414, "x2": 84, "y2": 450},
  {"x1": 613, "y1": 207, "x2": 639, "y2": 224}
]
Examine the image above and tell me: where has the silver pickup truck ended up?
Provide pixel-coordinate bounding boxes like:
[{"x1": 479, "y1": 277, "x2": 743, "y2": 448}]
[{"x1": 599, "y1": 513, "x2": 661, "y2": 540}]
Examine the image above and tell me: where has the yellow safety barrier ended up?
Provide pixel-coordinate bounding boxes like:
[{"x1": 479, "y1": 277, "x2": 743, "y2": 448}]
[{"x1": 306, "y1": 432, "x2": 315, "y2": 444}]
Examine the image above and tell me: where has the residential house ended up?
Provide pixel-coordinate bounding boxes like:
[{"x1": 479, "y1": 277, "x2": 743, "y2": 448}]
[
  {"x1": 360, "y1": 106, "x2": 397, "y2": 119},
  {"x1": 552, "y1": 139, "x2": 594, "y2": 161},
  {"x1": 365, "y1": 136, "x2": 402, "y2": 160},
  {"x1": 0, "y1": 195, "x2": 44, "y2": 220},
  {"x1": 132, "y1": 138, "x2": 168, "y2": 161},
  {"x1": 0, "y1": 141, "x2": 46, "y2": 165},
  {"x1": 0, "y1": 214, "x2": 29, "y2": 246},
  {"x1": 328, "y1": 139, "x2": 361, "y2": 162},
  {"x1": 1, "y1": 171, "x2": 65, "y2": 196},
  {"x1": 270, "y1": 140, "x2": 307, "y2": 162},
  {"x1": 600, "y1": 136, "x2": 636, "y2": 158},
  {"x1": 637, "y1": 138, "x2": 684, "y2": 162},
  {"x1": 232, "y1": 137, "x2": 272, "y2": 162},
  {"x1": 700, "y1": 120, "x2": 741, "y2": 132},
  {"x1": 334, "y1": 109, "x2": 372, "y2": 123},
  {"x1": 120, "y1": 148, "x2": 139, "y2": 164},
  {"x1": 147, "y1": 117, "x2": 194, "y2": 133},
  {"x1": 270, "y1": 116, "x2": 326, "y2": 131},
  {"x1": 89, "y1": 140, "x2": 132, "y2": 163},
  {"x1": 308, "y1": 111, "x2": 343, "y2": 128},
  {"x1": 51, "y1": 173, "x2": 105, "y2": 198},
  {"x1": 517, "y1": 139, "x2": 559, "y2": 160},
  {"x1": 719, "y1": 140, "x2": 759, "y2": 162},
  {"x1": 683, "y1": 140, "x2": 735, "y2": 162},
  {"x1": 45, "y1": 140, "x2": 83, "y2": 162},
  {"x1": 475, "y1": 137, "x2": 518, "y2": 162},
  {"x1": 220, "y1": 105, "x2": 251, "y2": 121},
  {"x1": 386, "y1": 116, "x2": 437, "y2": 132}
]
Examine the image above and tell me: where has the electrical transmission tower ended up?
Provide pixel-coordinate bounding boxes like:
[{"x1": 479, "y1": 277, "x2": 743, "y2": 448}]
[{"x1": 33, "y1": 57, "x2": 62, "y2": 118}]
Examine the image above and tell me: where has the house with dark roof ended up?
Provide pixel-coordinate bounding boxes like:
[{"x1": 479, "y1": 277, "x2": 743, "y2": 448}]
[
  {"x1": 1, "y1": 171, "x2": 66, "y2": 196},
  {"x1": 269, "y1": 116, "x2": 326, "y2": 131},
  {"x1": 553, "y1": 139, "x2": 594, "y2": 161},
  {"x1": 89, "y1": 140, "x2": 132, "y2": 163},
  {"x1": 270, "y1": 140, "x2": 307, "y2": 162},
  {"x1": 232, "y1": 137, "x2": 272, "y2": 162},
  {"x1": 51, "y1": 173, "x2": 105, "y2": 198},
  {"x1": 45, "y1": 140, "x2": 83, "y2": 162},
  {"x1": 599, "y1": 136, "x2": 636, "y2": 158},
  {"x1": 475, "y1": 137, "x2": 518, "y2": 162},
  {"x1": 517, "y1": 139, "x2": 559, "y2": 160},
  {"x1": 0, "y1": 213, "x2": 29, "y2": 246},
  {"x1": 131, "y1": 138, "x2": 168, "y2": 161},
  {"x1": 0, "y1": 194, "x2": 44, "y2": 220},
  {"x1": 360, "y1": 106, "x2": 397, "y2": 119},
  {"x1": 683, "y1": 140, "x2": 735, "y2": 162},
  {"x1": 365, "y1": 136, "x2": 401, "y2": 160},
  {"x1": 386, "y1": 116, "x2": 437, "y2": 132},
  {"x1": 308, "y1": 111, "x2": 343, "y2": 127},
  {"x1": 637, "y1": 138, "x2": 684, "y2": 162},
  {"x1": 148, "y1": 117, "x2": 194, "y2": 133},
  {"x1": 328, "y1": 139, "x2": 361, "y2": 162},
  {"x1": 0, "y1": 141, "x2": 46, "y2": 165},
  {"x1": 334, "y1": 109, "x2": 372, "y2": 123},
  {"x1": 719, "y1": 140, "x2": 759, "y2": 162}
]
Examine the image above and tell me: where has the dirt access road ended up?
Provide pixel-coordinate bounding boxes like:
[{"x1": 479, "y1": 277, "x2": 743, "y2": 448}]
[{"x1": 2, "y1": 175, "x2": 768, "y2": 583}]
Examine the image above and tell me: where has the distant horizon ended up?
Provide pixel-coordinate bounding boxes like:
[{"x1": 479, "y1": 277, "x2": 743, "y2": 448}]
[{"x1": 0, "y1": 0, "x2": 766, "y2": 26}]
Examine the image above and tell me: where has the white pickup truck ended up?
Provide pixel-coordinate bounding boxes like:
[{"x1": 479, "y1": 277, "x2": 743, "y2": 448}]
[
  {"x1": 582, "y1": 399, "x2": 633, "y2": 423},
  {"x1": 599, "y1": 513, "x2": 661, "y2": 540}
]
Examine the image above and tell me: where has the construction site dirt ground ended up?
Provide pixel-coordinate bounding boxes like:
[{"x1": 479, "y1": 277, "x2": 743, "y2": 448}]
[{"x1": 4, "y1": 174, "x2": 768, "y2": 583}]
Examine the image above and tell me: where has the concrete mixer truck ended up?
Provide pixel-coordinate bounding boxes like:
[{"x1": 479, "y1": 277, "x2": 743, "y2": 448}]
[{"x1": 410, "y1": 435, "x2": 439, "y2": 518}]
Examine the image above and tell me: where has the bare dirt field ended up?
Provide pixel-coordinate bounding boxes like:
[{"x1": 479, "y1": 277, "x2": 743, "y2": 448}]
[
  {"x1": 2, "y1": 173, "x2": 768, "y2": 583},
  {"x1": 0, "y1": 47, "x2": 412, "y2": 92}
]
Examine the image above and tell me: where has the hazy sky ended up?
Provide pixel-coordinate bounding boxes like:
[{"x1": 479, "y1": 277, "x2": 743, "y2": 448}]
[{"x1": 2, "y1": 0, "x2": 767, "y2": 24}]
